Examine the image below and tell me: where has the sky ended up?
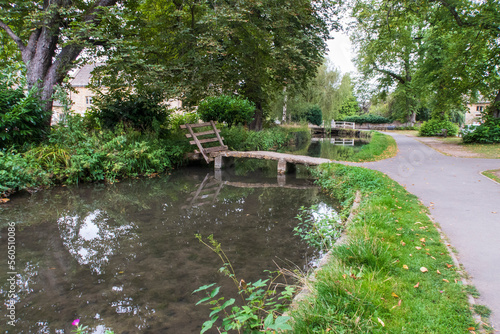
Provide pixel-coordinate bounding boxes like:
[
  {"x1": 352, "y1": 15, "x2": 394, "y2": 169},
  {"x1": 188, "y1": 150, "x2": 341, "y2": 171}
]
[{"x1": 327, "y1": 30, "x2": 357, "y2": 75}]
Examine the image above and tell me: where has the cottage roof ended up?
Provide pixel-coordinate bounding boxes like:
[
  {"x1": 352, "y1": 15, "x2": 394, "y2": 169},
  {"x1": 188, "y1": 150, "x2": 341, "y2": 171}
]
[{"x1": 70, "y1": 63, "x2": 101, "y2": 87}]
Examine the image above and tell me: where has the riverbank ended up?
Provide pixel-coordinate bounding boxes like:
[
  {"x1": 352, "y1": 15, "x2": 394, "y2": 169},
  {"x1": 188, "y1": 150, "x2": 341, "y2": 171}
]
[{"x1": 289, "y1": 163, "x2": 490, "y2": 332}]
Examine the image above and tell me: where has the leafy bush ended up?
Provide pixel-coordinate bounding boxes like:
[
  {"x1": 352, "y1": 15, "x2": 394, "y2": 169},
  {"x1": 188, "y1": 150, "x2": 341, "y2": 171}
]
[
  {"x1": 306, "y1": 105, "x2": 322, "y2": 126},
  {"x1": 197, "y1": 95, "x2": 255, "y2": 127},
  {"x1": 418, "y1": 119, "x2": 459, "y2": 137},
  {"x1": 462, "y1": 119, "x2": 500, "y2": 143},
  {"x1": 0, "y1": 83, "x2": 49, "y2": 149},
  {"x1": 88, "y1": 90, "x2": 168, "y2": 132},
  {"x1": 0, "y1": 151, "x2": 48, "y2": 196},
  {"x1": 168, "y1": 111, "x2": 199, "y2": 131},
  {"x1": 221, "y1": 126, "x2": 293, "y2": 151},
  {"x1": 339, "y1": 114, "x2": 392, "y2": 124}
]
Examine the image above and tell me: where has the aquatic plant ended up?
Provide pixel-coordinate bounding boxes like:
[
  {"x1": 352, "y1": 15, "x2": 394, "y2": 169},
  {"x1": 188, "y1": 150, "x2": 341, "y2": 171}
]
[{"x1": 193, "y1": 234, "x2": 295, "y2": 334}]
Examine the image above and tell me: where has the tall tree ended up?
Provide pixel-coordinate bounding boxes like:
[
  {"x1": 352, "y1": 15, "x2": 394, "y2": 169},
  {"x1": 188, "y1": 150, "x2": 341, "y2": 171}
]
[
  {"x1": 349, "y1": 0, "x2": 424, "y2": 124},
  {"x1": 415, "y1": 0, "x2": 500, "y2": 119},
  {"x1": 0, "y1": 0, "x2": 128, "y2": 128},
  {"x1": 95, "y1": 0, "x2": 339, "y2": 130}
]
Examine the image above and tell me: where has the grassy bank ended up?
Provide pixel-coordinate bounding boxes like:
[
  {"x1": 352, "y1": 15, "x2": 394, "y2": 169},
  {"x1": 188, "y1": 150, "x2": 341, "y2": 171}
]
[
  {"x1": 349, "y1": 131, "x2": 397, "y2": 162},
  {"x1": 289, "y1": 163, "x2": 487, "y2": 333}
]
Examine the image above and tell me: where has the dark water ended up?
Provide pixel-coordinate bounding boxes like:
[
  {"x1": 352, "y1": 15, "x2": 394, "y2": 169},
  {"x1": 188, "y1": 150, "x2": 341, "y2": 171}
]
[
  {"x1": 0, "y1": 166, "x2": 336, "y2": 333},
  {"x1": 288, "y1": 137, "x2": 369, "y2": 160}
]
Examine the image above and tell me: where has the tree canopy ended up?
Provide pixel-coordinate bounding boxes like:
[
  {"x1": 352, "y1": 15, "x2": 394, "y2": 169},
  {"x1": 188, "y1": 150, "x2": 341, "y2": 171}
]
[
  {"x1": 1, "y1": 0, "x2": 339, "y2": 131},
  {"x1": 349, "y1": 0, "x2": 500, "y2": 121}
]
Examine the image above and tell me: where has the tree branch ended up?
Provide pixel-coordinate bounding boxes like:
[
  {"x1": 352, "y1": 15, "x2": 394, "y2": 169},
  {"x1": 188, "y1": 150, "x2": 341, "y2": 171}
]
[
  {"x1": 373, "y1": 64, "x2": 406, "y2": 84},
  {"x1": 0, "y1": 19, "x2": 26, "y2": 52},
  {"x1": 434, "y1": 0, "x2": 469, "y2": 27}
]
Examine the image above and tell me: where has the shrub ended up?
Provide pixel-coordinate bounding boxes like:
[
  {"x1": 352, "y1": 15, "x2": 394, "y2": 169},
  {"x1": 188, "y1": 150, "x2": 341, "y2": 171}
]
[
  {"x1": 221, "y1": 126, "x2": 293, "y2": 151},
  {"x1": 339, "y1": 114, "x2": 392, "y2": 124},
  {"x1": 462, "y1": 119, "x2": 500, "y2": 143},
  {"x1": 418, "y1": 119, "x2": 459, "y2": 137},
  {"x1": 0, "y1": 151, "x2": 48, "y2": 196},
  {"x1": 0, "y1": 83, "x2": 49, "y2": 149},
  {"x1": 306, "y1": 105, "x2": 322, "y2": 126},
  {"x1": 197, "y1": 95, "x2": 255, "y2": 127},
  {"x1": 88, "y1": 90, "x2": 168, "y2": 132}
]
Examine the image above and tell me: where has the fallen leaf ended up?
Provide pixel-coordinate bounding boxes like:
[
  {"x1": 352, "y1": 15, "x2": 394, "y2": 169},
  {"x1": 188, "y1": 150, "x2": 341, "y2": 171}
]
[
  {"x1": 403, "y1": 265, "x2": 409, "y2": 270},
  {"x1": 415, "y1": 222, "x2": 422, "y2": 225},
  {"x1": 401, "y1": 241, "x2": 406, "y2": 246},
  {"x1": 415, "y1": 246, "x2": 422, "y2": 250},
  {"x1": 342, "y1": 274, "x2": 347, "y2": 279},
  {"x1": 437, "y1": 270, "x2": 441, "y2": 275},
  {"x1": 420, "y1": 238, "x2": 426, "y2": 243},
  {"x1": 468, "y1": 327, "x2": 475, "y2": 331},
  {"x1": 414, "y1": 282, "x2": 420, "y2": 288},
  {"x1": 0, "y1": 198, "x2": 10, "y2": 204},
  {"x1": 377, "y1": 318, "x2": 385, "y2": 327},
  {"x1": 420, "y1": 267, "x2": 428, "y2": 273},
  {"x1": 446, "y1": 263, "x2": 453, "y2": 268},
  {"x1": 391, "y1": 292, "x2": 399, "y2": 298},
  {"x1": 443, "y1": 279, "x2": 449, "y2": 283}
]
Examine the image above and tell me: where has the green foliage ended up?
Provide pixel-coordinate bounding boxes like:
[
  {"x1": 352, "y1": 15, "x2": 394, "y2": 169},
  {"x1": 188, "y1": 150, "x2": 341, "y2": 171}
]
[
  {"x1": 1, "y1": 115, "x2": 189, "y2": 196},
  {"x1": 294, "y1": 205, "x2": 343, "y2": 251},
  {"x1": 193, "y1": 235, "x2": 295, "y2": 334},
  {"x1": 305, "y1": 105, "x2": 322, "y2": 126},
  {"x1": 88, "y1": 90, "x2": 168, "y2": 132},
  {"x1": 419, "y1": 119, "x2": 459, "y2": 137},
  {"x1": 462, "y1": 119, "x2": 500, "y2": 143},
  {"x1": 338, "y1": 95, "x2": 361, "y2": 118},
  {"x1": 0, "y1": 81, "x2": 48, "y2": 149},
  {"x1": 0, "y1": 151, "x2": 48, "y2": 196},
  {"x1": 221, "y1": 126, "x2": 294, "y2": 151},
  {"x1": 340, "y1": 114, "x2": 392, "y2": 124},
  {"x1": 168, "y1": 112, "x2": 200, "y2": 132},
  {"x1": 197, "y1": 95, "x2": 255, "y2": 127}
]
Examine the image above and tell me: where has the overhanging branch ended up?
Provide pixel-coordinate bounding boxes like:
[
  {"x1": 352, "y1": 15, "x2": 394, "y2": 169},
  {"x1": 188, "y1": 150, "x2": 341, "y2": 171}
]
[{"x1": 0, "y1": 20, "x2": 26, "y2": 52}]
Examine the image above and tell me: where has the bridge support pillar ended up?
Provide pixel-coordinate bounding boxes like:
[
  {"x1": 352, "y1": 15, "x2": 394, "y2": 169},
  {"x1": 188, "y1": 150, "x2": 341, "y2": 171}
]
[
  {"x1": 277, "y1": 158, "x2": 287, "y2": 175},
  {"x1": 214, "y1": 155, "x2": 223, "y2": 170}
]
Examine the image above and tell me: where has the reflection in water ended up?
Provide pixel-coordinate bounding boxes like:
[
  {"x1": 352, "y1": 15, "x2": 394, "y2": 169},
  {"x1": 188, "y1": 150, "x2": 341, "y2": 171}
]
[
  {"x1": 0, "y1": 167, "x2": 338, "y2": 333},
  {"x1": 288, "y1": 136, "x2": 369, "y2": 161},
  {"x1": 58, "y1": 210, "x2": 137, "y2": 275}
]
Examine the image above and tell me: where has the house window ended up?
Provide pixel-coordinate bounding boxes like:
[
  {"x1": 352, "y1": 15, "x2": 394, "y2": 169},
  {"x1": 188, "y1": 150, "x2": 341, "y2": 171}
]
[
  {"x1": 476, "y1": 106, "x2": 483, "y2": 112},
  {"x1": 86, "y1": 96, "x2": 93, "y2": 105}
]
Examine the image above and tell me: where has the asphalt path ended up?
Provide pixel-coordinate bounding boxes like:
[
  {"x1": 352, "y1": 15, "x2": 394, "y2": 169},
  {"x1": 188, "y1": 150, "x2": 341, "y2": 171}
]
[{"x1": 346, "y1": 133, "x2": 500, "y2": 330}]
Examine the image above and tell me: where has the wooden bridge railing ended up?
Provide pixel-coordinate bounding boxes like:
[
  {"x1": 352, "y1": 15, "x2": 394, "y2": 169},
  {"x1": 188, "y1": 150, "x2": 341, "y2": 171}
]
[
  {"x1": 180, "y1": 121, "x2": 228, "y2": 163},
  {"x1": 331, "y1": 120, "x2": 355, "y2": 129}
]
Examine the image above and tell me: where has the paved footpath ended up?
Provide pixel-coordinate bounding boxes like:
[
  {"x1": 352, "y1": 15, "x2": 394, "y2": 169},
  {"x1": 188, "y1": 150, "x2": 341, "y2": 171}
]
[{"x1": 346, "y1": 133, "x2": 500, "y2": 330}]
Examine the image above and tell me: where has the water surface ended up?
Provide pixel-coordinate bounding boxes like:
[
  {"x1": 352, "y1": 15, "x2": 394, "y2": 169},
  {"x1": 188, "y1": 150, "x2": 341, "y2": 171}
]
[{"x1": 0, "y1": 167, "x2": 336, "y2": 333}]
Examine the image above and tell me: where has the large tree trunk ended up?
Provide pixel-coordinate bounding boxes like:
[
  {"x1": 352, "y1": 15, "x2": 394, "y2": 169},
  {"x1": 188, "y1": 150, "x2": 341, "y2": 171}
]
[
  {"x1": 249, "y1": 102, "x2": 263, "y2": 131},
  {"x1": 0, "y1": 0, "x2": 118, "y2": 130},
  {"x1": 490, "y1": 89, "x2": 500, "y2": 119}
]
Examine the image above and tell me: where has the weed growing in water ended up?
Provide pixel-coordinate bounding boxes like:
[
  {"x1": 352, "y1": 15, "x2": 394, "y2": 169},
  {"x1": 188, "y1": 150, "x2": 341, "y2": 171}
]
[
  {"x1": 293, "y1": 204, "x2": 343, "y2": 253},
  {"x1": 193, "y1": 234, "x2": 296, "y2": 334}
]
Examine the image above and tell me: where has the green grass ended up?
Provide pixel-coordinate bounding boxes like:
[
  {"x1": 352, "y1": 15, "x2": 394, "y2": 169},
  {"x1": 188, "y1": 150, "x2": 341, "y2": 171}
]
[
  {"x1": 288, "y1": 164, "x2": 481, "y2": 333},
  {"x1": 482, "y1": 169, "x2": 500, "y2": 183},
  {"x1": 348, "y1": 132, "x2": 397, "y2": 162}
]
